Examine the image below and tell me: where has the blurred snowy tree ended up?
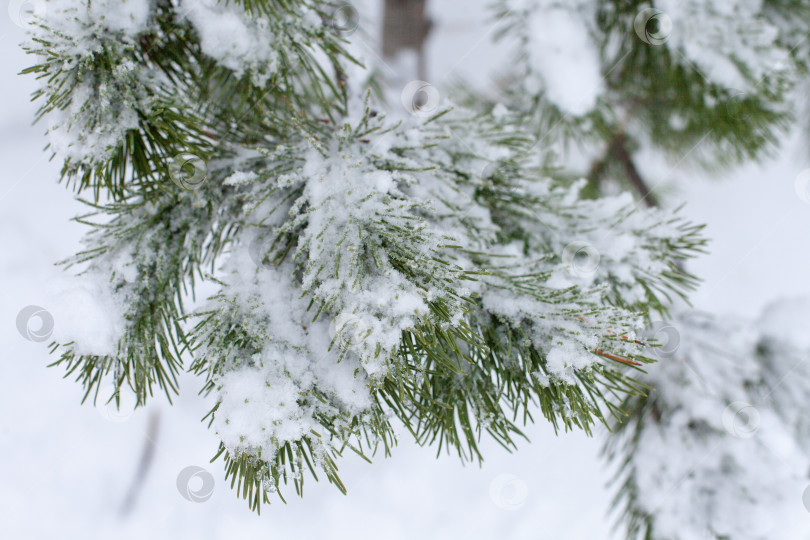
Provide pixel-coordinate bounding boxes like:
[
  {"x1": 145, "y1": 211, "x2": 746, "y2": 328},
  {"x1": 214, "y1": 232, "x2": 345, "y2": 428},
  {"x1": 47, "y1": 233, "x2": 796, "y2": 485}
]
[
  {"x1": 488, "y1": 0, "x2": 810, "y2": 205},
  {"x1": 605, "y1": 302, "x2": 810, "y2": 539}
]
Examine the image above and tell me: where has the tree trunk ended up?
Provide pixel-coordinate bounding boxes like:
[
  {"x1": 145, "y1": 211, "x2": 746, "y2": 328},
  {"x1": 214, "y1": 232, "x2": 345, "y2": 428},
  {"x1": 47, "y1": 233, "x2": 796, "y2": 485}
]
[{"x1": 382, "y1": 0, "x2": 432, "y2": 80}]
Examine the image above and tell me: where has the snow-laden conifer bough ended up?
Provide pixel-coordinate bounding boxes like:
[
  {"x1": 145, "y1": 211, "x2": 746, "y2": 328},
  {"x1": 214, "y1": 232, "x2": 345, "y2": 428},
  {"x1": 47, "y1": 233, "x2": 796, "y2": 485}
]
[
  {"x1": 41, "y1": 0, "x2": 810, "y2": 529},
  {"x1": 480, "y1": 1, "x2": 810, "y2": 538}
]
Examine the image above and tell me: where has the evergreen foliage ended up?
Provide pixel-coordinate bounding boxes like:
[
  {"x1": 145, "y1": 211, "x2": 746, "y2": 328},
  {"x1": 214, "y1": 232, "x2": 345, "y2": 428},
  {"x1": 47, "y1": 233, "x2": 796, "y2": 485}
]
[{"x1": 20, "y1": 0, "x2": 738, "y2": 517}]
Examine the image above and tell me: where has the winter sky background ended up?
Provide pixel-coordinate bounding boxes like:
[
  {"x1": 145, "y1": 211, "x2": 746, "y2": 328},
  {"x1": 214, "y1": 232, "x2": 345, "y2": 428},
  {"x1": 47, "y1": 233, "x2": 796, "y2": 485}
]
[{"x1": 3, "y1": 1, "x2": 810, "y2": 538}]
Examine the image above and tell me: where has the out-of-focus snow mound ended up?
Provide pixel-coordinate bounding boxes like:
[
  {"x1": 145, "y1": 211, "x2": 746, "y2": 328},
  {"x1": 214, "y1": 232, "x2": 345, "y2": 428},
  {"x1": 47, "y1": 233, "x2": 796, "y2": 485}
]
[
  {"x1": 758, "y1": 296, "x2": 810, "y2": 350},
  {"x1": 616, "y1": 300, "x2": 810, "y2": 539}
]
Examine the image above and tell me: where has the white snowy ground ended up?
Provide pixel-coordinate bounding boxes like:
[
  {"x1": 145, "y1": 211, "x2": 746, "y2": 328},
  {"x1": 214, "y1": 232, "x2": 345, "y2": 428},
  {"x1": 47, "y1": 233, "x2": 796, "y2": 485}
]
[{"x1": 2, "y1": 2, "x2": 810, "y2": 539}]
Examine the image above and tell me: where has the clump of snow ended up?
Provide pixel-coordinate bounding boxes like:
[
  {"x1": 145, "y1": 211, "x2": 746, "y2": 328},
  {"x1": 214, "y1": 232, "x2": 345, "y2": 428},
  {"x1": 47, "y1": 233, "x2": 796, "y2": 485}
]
[
  {"x1": 224, "y1": 170, "x2": 259, "y2": 185},
  {"x1": 515, "y1": 0, "x2": 604, "y2": 115},
  {"x1": 40, "y1": 0, "x2": 153, "y2": 36},
  {"x1": 180, "y1": 0, "x2": 278, "y2": 84},
  {"x1": 180, "y1": 0, "x2": 322, "y2": 85},
  {"x1": 85, "y1": 0, "x2": 152, "y2": 34},
  {"x1": 202, "y1": 259, "x2": 372, "y2": 463},
  {"x1": 291, "y1": 146, "x2": 438, "y2": 377},
  {"x1": 47, "y1": 274, "x2": 128, "y2": 356}
]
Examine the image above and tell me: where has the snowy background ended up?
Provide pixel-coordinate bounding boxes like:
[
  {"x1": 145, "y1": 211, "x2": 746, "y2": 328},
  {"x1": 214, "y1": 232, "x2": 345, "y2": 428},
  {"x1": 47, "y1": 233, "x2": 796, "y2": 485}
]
[{"x1": 3, "y1": 1, "x2": 810, "y2": 538}]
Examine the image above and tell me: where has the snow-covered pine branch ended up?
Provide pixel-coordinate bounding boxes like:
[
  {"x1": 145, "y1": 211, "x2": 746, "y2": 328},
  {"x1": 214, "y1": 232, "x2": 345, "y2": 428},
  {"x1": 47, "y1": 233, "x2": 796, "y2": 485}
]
[{"x1": 24, "y1": 0, "x2": 705, "y2": 511}]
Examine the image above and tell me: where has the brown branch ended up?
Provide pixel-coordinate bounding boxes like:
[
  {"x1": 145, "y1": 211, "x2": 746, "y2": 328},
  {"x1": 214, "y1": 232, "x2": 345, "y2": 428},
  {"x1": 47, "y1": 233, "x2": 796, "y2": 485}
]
[
  {"x1": 588, "y1": 133, "x2": 659, "y2": 209},
  {"x1": 609, "y1": 134, "x2": 659, "y2": 208}
]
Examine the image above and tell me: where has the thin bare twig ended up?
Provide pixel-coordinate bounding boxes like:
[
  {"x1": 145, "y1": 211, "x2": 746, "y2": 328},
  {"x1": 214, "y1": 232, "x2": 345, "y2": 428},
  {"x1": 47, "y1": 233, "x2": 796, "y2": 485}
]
[{"x1": 119, "y1": 410, "x2": 161, "y2": 517}]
